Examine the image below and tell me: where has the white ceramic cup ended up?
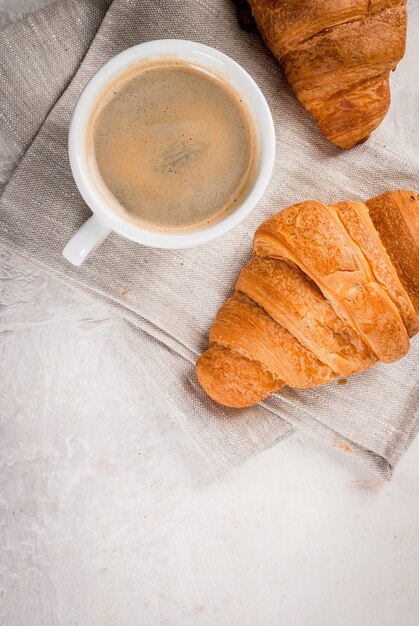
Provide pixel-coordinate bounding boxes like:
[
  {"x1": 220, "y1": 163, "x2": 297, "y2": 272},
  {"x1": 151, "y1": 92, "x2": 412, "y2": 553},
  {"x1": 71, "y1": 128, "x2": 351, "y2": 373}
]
[{"x1": 63, "y1": 40, "x2": 275, "y2": 266}]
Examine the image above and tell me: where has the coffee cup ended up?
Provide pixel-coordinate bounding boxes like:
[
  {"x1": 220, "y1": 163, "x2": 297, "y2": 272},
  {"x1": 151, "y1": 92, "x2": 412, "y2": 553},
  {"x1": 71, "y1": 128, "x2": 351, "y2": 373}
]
[{"x1": 63, "y1": 39, "x2": 275, "y2": 266}]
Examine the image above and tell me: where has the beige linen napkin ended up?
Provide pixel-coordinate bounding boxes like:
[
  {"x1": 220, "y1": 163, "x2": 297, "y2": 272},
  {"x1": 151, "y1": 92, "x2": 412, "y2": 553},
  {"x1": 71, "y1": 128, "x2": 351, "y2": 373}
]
[{"x1": 1, "y1": 0, "x2": 418, "y2": 479}]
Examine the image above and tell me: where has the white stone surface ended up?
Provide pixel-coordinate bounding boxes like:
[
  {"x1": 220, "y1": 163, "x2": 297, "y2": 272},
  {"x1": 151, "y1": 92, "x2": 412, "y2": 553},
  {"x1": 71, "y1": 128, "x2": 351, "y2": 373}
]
[{"x1": 1, "y1": 2, "x2": 419, "y2": 625}]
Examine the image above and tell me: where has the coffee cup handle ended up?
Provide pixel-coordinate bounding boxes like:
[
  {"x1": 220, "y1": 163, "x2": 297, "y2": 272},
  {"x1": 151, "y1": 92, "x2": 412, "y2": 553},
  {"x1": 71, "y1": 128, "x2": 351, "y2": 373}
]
[{"x1": 63, "y1": 215, "x2": 112, "y2": 266}]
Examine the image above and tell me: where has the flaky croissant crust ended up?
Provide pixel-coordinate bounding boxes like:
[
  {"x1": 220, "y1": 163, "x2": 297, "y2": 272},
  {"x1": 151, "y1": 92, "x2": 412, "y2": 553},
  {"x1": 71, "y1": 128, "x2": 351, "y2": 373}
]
[
  {"x1": 196, "y1": 191, "x2": 419, "y2": 408},
  {"x1": 246, "y1": 0, "x2": 407, "y2": 148}
]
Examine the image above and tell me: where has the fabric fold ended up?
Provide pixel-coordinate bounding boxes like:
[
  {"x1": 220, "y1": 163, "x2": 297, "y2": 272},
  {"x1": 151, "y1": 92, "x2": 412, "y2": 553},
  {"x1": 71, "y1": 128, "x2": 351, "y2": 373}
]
[{"x1": 0, "y1": 0, "x2": 111, "y2": 189}]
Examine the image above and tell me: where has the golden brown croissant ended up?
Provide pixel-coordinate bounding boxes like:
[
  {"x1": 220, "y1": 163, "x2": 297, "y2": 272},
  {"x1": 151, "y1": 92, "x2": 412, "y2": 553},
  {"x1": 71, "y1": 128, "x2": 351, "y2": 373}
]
[
  {"x1": 196, "y1": 190, "x2": 419, "y2": 408},
  {"x1": 243, "y1": 0, "x2": 407, "y2": 148}
]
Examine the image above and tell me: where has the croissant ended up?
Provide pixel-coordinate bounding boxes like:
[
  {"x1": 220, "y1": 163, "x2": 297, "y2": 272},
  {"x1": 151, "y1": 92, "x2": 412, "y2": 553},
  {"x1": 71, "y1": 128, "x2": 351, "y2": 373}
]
[
  {"x1": 242, "y1": 0, "x2": 407, "y2": 148},
  {"x1": 196, "y1": 191, "x2": 419, "y2": 408}
]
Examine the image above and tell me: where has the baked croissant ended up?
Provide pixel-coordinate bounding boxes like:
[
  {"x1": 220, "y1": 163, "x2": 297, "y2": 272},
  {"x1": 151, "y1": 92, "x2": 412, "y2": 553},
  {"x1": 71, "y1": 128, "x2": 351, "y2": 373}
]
[
  {"x1": 242, "y1": 0, "x2": 407, "y2": 148},
  {"x1": 196, "y1": 190, "x2": 419, "y2": 408}
]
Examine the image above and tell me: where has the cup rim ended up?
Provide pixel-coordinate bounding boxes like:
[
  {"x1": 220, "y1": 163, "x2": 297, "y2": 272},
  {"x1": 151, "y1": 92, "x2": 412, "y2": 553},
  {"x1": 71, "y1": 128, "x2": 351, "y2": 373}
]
[{"x1": 68, "y1": 39, "x2": 276, "y2": 249}]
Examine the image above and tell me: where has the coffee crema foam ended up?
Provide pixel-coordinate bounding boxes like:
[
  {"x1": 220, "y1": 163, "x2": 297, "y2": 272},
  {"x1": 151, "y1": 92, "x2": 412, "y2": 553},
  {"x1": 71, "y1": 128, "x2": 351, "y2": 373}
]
[{"x1": 87, "y1": 58, "x2": 259, "y2": 233}]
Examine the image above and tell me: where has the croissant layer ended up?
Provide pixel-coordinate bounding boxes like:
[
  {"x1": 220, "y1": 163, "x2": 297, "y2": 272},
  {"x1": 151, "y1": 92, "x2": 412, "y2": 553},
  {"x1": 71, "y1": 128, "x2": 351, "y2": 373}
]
[
  {"x1": 196, "y1": 191, "x2": 419, "y2": 408},
  {"x1": 246, "y1": 0, "x2": 407, "y2": 148},
  {"x1": 366, "y1": 191, "x2": 419, "y2": 311}
]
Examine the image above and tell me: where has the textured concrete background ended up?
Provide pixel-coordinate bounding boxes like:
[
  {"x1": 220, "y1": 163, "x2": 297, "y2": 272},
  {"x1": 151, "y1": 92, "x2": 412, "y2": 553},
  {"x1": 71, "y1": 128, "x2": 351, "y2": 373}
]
[{"x1": 1, "y1": 1, "x2": 419, "y2": 625}]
